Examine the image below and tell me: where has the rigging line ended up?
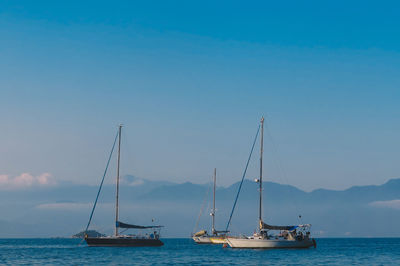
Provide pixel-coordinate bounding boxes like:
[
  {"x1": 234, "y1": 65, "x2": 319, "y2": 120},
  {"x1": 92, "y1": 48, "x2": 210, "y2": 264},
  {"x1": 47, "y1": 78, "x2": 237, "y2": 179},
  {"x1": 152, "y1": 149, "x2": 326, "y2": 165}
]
[
  {"x1": 192, "y1": 181, "x2": 212, "y2": 235},
  {"x1": 119, "y1": 228, "x2": 129, "y2": 235},
  {"x1": 84, "y1": 130, "x2": 119, "y2": 233},
  {"x1": 206, "y1": 198, "x2": 212, "y2": 232},
  {"x1": 225, "y1": 125, "x2": 260, "y2": 232}
]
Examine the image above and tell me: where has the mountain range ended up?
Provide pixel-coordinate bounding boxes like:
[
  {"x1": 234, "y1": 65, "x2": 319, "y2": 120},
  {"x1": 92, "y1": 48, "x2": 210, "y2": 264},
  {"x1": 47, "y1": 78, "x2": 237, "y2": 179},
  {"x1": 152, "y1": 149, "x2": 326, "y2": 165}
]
[{"x1": 0, "y1": 175, "x2": 399, "y2": 238}]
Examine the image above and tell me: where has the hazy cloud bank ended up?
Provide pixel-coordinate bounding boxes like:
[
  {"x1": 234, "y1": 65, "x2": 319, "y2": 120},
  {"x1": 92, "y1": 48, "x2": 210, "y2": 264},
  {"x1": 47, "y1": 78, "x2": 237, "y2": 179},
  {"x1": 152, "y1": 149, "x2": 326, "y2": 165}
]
[
  {"x1": 0, "y1": 173, "x2": 56, "y2": 190},
  {"x1": 370, "y1": 200, "x2": 400, "y2": 210},
  {"x1": 35, "y1": 202, "x2": 93, "y2": 210}
]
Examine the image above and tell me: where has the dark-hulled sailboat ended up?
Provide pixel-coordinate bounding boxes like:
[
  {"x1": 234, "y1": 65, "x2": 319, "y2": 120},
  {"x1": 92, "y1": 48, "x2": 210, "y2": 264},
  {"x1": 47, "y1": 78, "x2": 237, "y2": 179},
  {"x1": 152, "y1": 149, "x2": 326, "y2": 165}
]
[{"x1": 84, "y1": 125, "x2": 164, "y2": 247}]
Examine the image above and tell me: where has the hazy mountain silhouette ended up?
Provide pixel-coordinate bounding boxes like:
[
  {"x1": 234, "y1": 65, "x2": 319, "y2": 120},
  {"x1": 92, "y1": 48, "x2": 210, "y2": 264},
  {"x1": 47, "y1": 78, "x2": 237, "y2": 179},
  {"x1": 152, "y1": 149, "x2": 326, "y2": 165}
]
[{"x1": 0, "y1": 176, "x2": 399, "y2": 238}]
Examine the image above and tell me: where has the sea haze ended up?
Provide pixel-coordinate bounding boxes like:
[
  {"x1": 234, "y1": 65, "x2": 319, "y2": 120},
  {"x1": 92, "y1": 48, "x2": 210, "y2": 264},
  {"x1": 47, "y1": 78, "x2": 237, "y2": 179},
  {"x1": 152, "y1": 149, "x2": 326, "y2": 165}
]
[{"x1": 0, "y1": 175, "x2": 399, "y2": 238}]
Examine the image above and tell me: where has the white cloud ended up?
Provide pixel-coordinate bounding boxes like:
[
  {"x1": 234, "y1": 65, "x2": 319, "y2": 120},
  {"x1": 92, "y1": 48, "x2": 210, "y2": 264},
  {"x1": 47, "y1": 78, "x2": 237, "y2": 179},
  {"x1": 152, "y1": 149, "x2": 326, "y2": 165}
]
[
  {"x1": 128, "y1": 179, "x2": 144, "y2": 186},
  {"x1": 37, "y1": 173, "x2": 53, "y2": 185},
  {"x1": 369, "y1": 200, "x2": 400, "y2": 210},
  {"x1": 34, "y1": 202, "x2": 164, "y2": 212},
  {"x1": 36, "y1": 202, "x2": 93, "y2": 210},
  {"x1": 120, "y1": 175, "x2": 145, "y2": 186},
  {"x1": 0, "y1": 173, "x2": 56, "y2": 190},
  {"x1": 35, "y1": 202, "x2": 113, "y2": 210}
]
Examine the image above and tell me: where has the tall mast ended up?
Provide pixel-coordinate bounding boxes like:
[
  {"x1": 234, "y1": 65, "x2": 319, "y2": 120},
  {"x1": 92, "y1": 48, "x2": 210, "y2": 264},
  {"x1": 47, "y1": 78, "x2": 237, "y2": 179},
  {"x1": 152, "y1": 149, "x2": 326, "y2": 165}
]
[
  {"x1": 115, "y1": 124, "x2": 122, "y2": 236},
  {"x1": 211, "y1": 168, "x2": 216, "y2": 235},
  {"x1": 259, "y1": 117, "x2": 264, "y2": 227}
]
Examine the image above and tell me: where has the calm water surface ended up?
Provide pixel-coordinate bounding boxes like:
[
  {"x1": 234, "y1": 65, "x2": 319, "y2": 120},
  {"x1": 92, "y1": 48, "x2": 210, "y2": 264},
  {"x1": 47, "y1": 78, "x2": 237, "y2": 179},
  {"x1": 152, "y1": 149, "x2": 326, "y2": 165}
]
[{"x1": 0, "y1": 238, "x2": 399, "y2": 265}]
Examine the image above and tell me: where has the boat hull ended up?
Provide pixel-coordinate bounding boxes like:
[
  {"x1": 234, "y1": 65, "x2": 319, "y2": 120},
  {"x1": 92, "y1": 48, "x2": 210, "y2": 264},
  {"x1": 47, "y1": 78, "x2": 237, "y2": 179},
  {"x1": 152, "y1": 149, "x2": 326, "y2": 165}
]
[
  {"x1": 192, "y1": 236, "x2": 213, "y2": 244},
  {"x1": 85, "y1": 237, "x2": 164, "y2": 247},
  {"x1": 226, "y1": 237, "x2": 315, "y2": 249},
  {"x1": 210, "y1": 236, "x2": 227, "y2": 244}
]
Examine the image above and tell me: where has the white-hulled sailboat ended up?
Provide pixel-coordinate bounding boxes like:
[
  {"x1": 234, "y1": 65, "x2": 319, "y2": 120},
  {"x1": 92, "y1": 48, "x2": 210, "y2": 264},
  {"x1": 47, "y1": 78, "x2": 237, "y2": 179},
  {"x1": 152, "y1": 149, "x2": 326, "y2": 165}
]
[
  {"x1": 192, "y1": 168, "x2": 229, "y2": 244},
  {"x1": 226, "y1": 117, "x2": 316, "y2": 249}
]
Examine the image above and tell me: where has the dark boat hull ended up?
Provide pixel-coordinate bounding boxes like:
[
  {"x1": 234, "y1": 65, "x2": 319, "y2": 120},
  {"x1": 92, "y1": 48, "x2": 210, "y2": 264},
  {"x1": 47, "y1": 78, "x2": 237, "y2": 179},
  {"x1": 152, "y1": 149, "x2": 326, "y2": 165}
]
[{"x1": 85, "y1": 237, "x2": 164, "y2": 247}]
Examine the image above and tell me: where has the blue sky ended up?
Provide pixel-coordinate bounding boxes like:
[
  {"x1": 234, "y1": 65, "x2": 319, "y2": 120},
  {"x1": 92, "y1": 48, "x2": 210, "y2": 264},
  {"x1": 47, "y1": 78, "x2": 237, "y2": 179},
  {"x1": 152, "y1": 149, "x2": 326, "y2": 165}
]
[{"x1": 1, "y1": 1, "x2": 400, "y2": 191}]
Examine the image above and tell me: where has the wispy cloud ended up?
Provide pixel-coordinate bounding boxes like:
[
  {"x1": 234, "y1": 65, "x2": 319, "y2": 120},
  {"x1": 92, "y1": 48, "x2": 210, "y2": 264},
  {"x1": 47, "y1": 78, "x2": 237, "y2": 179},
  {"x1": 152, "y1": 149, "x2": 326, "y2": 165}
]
[
  {"x1": 34, "y1": 202, "x2": 163, "y2": 212},
  {"x1": 35, "y1": 202, "x2": 117, "y2": 211},
  {"x1": 369, "y1": 200, "x2": 400, "y2": 210},
  {"x1": 120, "y1": 175, "x2": 145, "y2": 186},
  {"x1": 0, "y1": 173, "x2": 56, "y2": 190},
  {"x1": 35, "y1": 202, "x2": 94, "y2": 210}
]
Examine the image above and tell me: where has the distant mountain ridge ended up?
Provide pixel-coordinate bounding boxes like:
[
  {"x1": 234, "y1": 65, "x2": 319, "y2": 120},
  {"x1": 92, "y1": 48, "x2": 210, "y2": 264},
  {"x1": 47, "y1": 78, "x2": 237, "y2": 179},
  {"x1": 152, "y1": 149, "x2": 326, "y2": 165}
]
[
  {"x1": 1, "y1": 175, "x2": 398, "y2": 204},
  {"x1": 308, "y1": 178, "x2": 400, "y2": 203},
  {"x1": 137, "y1": 177, "x2": 400, "y2": 205},
  {"x1": 0, "y1": 176, "x2": 399, "y2": 238}
]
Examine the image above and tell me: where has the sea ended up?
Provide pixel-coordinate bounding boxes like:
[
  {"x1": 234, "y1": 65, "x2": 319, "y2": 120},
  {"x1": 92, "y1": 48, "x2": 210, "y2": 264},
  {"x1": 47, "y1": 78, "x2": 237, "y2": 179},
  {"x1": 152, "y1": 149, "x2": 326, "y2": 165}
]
[{"x1": 0, "y1": 238, "x2": 399, "y2": 265}]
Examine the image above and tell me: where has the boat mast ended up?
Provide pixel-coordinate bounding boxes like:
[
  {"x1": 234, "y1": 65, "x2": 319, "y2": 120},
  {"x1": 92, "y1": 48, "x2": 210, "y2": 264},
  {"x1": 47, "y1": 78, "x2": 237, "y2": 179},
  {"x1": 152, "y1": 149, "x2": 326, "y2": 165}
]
[
  {"x1": 115, "y1": 124, "x2": 122, "y2": 236},
  {"x1": 259, "y1": 117, "x2": 264, "y2": 229},
  {"x1": 211, "y1": 168, "x2": 216, "y2": 235}
]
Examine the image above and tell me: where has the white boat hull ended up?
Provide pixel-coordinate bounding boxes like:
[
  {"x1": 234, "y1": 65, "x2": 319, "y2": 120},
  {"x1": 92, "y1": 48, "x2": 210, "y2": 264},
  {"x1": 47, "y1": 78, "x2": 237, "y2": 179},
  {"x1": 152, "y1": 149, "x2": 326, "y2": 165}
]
[
  {"x1": 192, "y1": 236, "x2": 213, "y2": 244},
  {"x1": 227, "y1": 237, "x2": 315, "y2": 249}
]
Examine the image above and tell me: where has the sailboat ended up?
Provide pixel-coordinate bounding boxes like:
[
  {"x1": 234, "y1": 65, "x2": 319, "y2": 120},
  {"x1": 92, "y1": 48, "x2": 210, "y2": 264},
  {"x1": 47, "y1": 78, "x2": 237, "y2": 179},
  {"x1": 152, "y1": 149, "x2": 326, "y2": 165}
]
[
  {"x1": 84, "y1": 125, "x2": 164, "y2": 247},
  {"x1": 192, "y1": 168, "x2": 229, "y2": 244},
  {"x1": 226, "y1": 117, "x2": 316, "y2": 249}
]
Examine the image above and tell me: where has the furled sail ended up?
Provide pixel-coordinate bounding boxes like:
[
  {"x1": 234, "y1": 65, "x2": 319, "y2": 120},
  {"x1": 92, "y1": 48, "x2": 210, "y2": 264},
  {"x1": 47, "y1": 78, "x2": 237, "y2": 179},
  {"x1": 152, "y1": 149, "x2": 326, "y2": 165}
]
[
  {"x1": 116, "y1": 221, "x2": 163, "y2": 229},
  {"x1": 193, "y1": 230, "x2": 207, "y2": 237},
  {"x1": 259, "y1": 220, "x2": 297, "y2": 231}
]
